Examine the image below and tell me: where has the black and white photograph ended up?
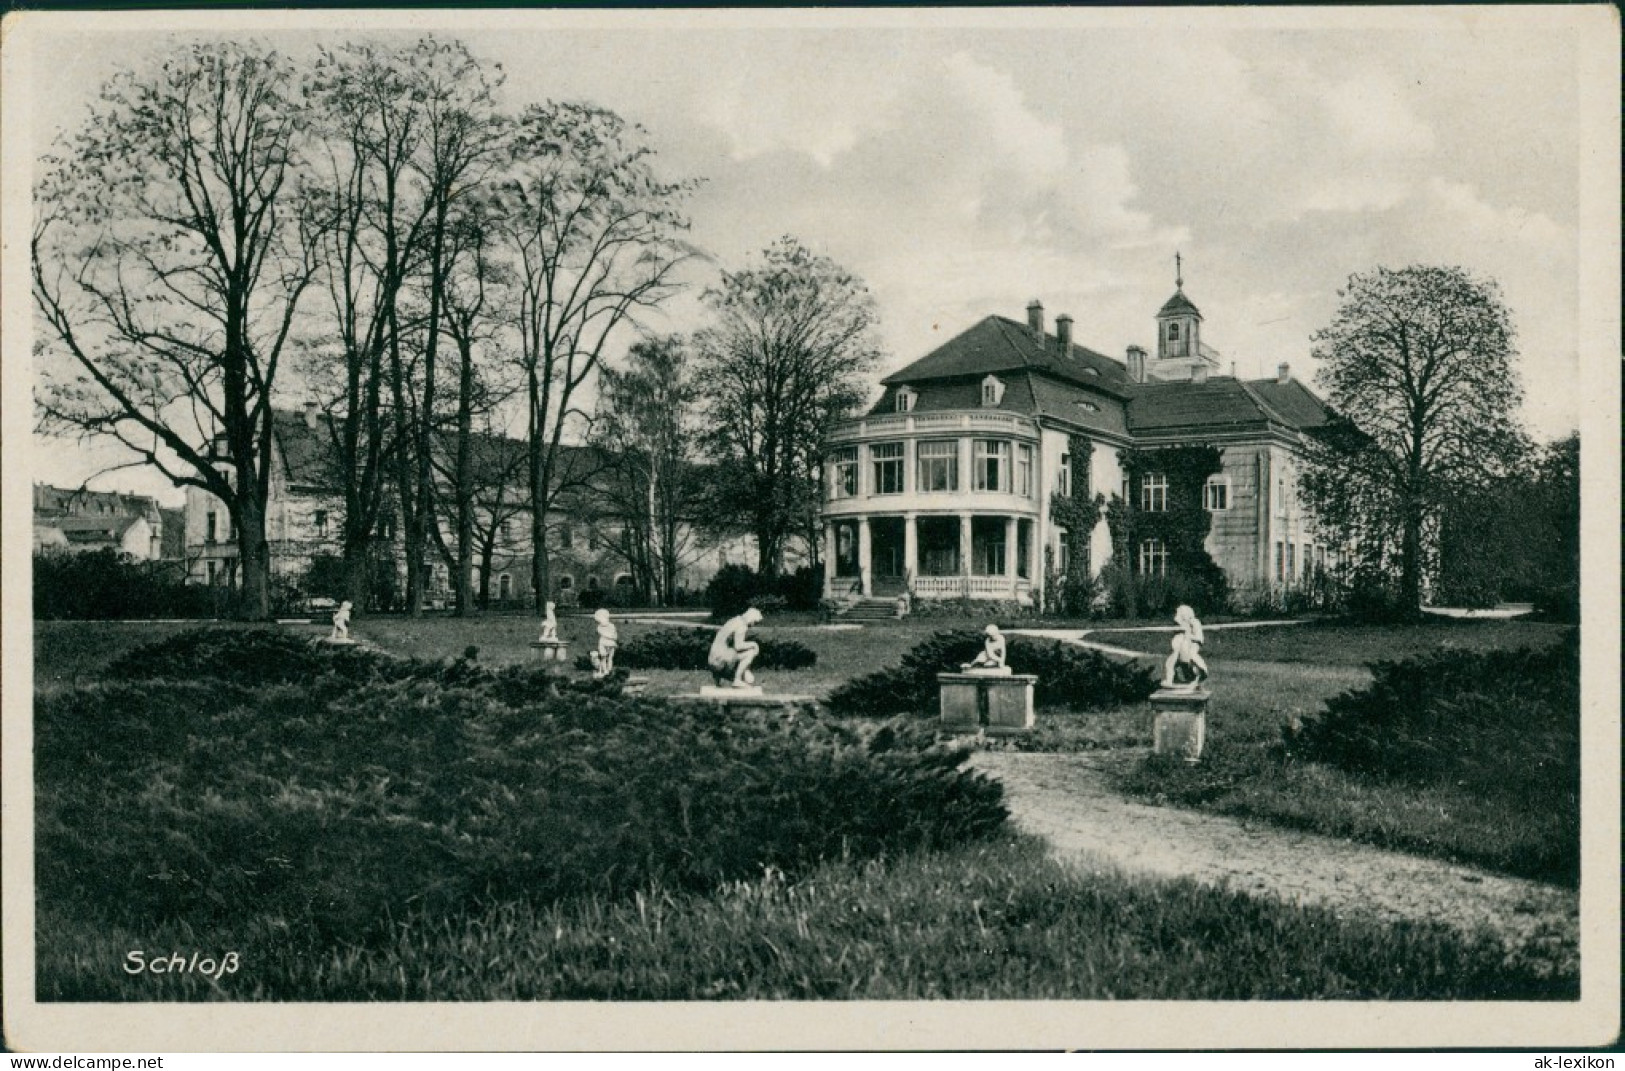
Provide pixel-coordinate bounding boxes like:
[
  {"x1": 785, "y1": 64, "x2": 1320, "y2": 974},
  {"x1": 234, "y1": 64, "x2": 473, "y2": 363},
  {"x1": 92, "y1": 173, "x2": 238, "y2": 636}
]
[{"x1": 2, "y1": 5, "x2": 1618, "y2": 1054}]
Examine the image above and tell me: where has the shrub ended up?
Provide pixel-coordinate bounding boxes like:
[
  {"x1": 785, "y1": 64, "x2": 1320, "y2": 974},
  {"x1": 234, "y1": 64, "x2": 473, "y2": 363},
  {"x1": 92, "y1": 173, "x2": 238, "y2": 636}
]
[
  {"x1": 571, "y1": 626, "x2": 816, "y2": 672},
  {"x1": 826, "y1": 630, "x2": 1158, "y2": 717},
  {"x1": 34, "y1": 549, "x2": 214, "y2": 620},
  {"x1": 776, "y1": 565, "x2": 824, "y2": 612},
  {"x1": 1293, "y1": 634, "x2": 1578, "y2": 789},
  {"x1": 104, "y1": 627, "x2": 389, "y2": 687},
  {"x1": 705, "y1": 563, "x2": 763, "y2": 619},
  {"x1": 36, "y1": 673, "x2": 1005, "y2": 949}
]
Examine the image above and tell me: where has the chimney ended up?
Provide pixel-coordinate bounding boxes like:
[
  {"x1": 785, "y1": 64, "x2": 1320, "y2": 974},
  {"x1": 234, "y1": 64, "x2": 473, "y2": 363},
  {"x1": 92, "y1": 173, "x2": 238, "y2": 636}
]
[
  {"x1": 1027, "y1": 299, "x2": 1044, "y2": 338},
  {"x1": 1192, "y1": 363, "x2": 1209, "y2": 384},
  {"x1": 304, "y1": 400, "x2": 319, "y2": 429},
  {"x1": 1126, "y1": 345, "x2": 1147, "y2": 383},
  {"x1": 1277, "y1": 362, "x2": 1291, "y2": 384},
  {"x1": 1056, "y1": 314, "x2": 1073, "y2": 350}
]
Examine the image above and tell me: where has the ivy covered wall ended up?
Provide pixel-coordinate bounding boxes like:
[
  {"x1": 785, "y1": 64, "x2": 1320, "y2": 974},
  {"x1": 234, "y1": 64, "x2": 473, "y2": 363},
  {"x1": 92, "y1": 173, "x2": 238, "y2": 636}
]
[{"x1": 1103, "y1": 444, "x2": 1228, "y2": 616}]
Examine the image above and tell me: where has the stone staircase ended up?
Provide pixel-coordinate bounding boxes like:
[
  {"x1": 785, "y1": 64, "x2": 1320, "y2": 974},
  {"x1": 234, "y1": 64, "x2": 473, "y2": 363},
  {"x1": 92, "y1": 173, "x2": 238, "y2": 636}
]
[{"x1": 840, "y1": 597, "x2": 904, "y2": 622}]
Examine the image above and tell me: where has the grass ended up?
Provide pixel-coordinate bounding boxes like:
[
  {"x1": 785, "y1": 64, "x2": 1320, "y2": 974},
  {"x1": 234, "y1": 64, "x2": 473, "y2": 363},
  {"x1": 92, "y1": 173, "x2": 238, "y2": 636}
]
[
  {"x1": 32, "y1": 614, "x2": 1581, "y2": 1001},
  {"x1": 38, "y1": 835, "x2": 1573, "y2": 1002},
  {"x1": 1089, "y1": 616, "x2": 1571, "y2": 665}
]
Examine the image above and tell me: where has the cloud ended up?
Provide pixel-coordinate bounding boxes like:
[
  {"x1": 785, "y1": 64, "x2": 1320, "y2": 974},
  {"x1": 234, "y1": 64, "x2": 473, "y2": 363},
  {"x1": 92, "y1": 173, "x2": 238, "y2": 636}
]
[{"x1": 1316, "y1": 70, "x2": 1437, "y2": 155}]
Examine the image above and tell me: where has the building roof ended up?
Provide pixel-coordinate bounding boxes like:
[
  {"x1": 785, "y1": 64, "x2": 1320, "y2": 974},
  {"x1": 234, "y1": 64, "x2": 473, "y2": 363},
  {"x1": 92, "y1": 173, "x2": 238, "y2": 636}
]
[
  {"x1": 1124, "y1": 376, "x2": 1328, "y2": 435},
  {"x1": 881, "y1": 315, "x2": 1135, "y2": 396},
  {"x1": 1156, "y1": 289, "x2": 1202, "y2": 319},
  {"x1": 54, "y1": 515, "x2": 143, "y2": 542},
  {"x1": 33, "y1": 484, "x2": 161, "y2": 522}
]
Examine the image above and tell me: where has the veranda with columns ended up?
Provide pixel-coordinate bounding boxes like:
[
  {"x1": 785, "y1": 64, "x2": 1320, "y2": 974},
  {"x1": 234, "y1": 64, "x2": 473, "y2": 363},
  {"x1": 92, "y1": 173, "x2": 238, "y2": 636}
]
[{"x1": 821, "y1": 410, "x2": 1044, "y2": 603}]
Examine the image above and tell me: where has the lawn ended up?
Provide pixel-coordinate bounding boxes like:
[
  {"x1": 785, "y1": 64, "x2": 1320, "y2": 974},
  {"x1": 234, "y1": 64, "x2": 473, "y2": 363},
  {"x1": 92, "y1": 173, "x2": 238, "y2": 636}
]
[
  {"x1": 1089, "y1": 616, "x2": 1571, "y2": 665},
  {"x1": 30, "y1": 613, "x2": 1581, "y2": 1000}
]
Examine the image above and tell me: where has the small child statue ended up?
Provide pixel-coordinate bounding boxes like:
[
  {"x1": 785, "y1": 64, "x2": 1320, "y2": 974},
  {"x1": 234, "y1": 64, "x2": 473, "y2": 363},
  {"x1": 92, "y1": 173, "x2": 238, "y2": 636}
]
[
  {"x1": 963, "y1": 623, "x2": 1007, "y2": 671},
  {"x1": 589, "y1": 607, "x2": 618, "y2": 678},
  {"x1": 330, "y1": 600, "x2": 352, "y2": 642},
  {"x1": 537, "y1": 601, "x2": 559, "y2": 643},
  {"x1": 1162, "y1": 604, "x2": 1210, "y2": 689}
]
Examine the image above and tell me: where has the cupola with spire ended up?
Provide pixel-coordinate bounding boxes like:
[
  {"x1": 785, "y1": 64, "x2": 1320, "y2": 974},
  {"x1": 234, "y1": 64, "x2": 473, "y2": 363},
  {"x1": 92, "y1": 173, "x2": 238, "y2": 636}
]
[{"x1": 1149, "y1": 252, "x2": 1221, "y2": 382}]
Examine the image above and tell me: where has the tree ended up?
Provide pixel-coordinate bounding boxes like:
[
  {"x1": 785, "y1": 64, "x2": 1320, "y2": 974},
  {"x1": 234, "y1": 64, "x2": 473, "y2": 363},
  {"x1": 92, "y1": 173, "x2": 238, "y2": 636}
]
[
  {"x1": 1303, "y1": 265, "x2": 1526, "y2": 614},
  {"x1": 303, "y1": 38, "x2": 505, "y2": 617},
  {"x1": 593, "y1": 335, "x2": 706, "y2": 604},
  {"x1": 490, "y1": 101, "x2": 697, "y2": 611},
  {"x1": 33, "y1": 42, "x2": 317, "y2": 620},
  {"x1": 695, "y1": 237, "x2": 882, "y2": 576}
]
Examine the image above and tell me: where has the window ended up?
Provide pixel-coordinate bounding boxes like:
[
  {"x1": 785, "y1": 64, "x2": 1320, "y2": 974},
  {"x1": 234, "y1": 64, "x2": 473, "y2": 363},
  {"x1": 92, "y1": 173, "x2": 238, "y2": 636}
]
[
  {"x1": 1286, "y1": 542, "x2": 1297, "y2": 580},
  {"x1": 558, "y1": 575, "x2": 574, "y2": 591},
  {"x1": 1141, "y1": 473, "x2": 1168, "y2": 512},
  {"x1": 981, "y1": 375, "x2": 1005, "y2": 407},
  {"x1": 587, "y1": 576, "x2": 600, "y2": 591},
  {"x1": 499, "y1": 573, "x2": 512, "y2": 600},
  {"x1": 561, "y1": 524, "x2": 574, "y2": 549},
  {"x1": 895, "y1": 388, "x2": 916, "y2": 413},
  {"x1": 229, "y1": 518, "x2": 239, "y2": 543},
  {"x1": 1057, "y1": 529, "x2": 1070, "y2": 575},
  {"x1": 870, "y1": 442, "x2": 904, "y2": 494},
  {"x1": 1204, "y1": 476, "x2": 1230, "y2": 511},
  {"x1": 973, "y1": 440, "x2": 1010, "y2": 492},
  {"x1": 1015, "y1": 443, "x2": 1033, "y2": 498},
  {"x1": 917, "y1": 440, "x2": 958, "y2": 492},
  {"x1": 1275, "y1": 473, "x2": 1288, "y2": 518},
  {"x1": 1139, "y1": 539, "x2": 1168, "y2": 577},
  {"x1": 499, "y1": 519, "x2": 511, "y2": 542},
  {"x1": 1167, "y1": 323, "x2": 1180, "y2": 341},
  {"x1": 205, "y1": 511, "x2": 218, "y2": 543},
  {"x1": 206, "y1": 560, "x2": 218, "y2": 585},
  {"x1": 1058, "y1": 453, "x2": 1072, "y2": 497},
  {"x1": 830, "y1": 447, "x2": 859, "y2": 499},
  {"x1": 1275, "y1": 542, "x2": 1286, "y2": 581},
  {"x1": 314, "y1": 509, "x2": 328, "y2": 537}
]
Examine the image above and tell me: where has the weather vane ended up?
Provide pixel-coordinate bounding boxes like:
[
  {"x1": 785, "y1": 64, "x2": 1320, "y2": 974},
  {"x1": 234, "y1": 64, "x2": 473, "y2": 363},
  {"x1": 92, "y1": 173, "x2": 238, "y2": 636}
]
[{"x1": 1175, "y1": 250, "x2": 1183, "y2": 290}]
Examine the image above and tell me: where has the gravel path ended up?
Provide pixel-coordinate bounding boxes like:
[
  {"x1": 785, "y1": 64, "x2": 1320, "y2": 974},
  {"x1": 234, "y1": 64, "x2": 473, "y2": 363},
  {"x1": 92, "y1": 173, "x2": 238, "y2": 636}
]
[{"x1": 971, "y1": 750, "x2": 1579, "y2": 972}]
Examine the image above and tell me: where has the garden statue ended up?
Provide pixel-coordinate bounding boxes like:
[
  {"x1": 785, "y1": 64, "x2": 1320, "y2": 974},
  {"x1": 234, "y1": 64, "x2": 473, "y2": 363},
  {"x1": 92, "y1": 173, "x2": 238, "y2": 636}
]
[
  {"x1": 538, "y1": 601, "x2": 559, "y2": 643},
  {"x1": 589, "y1": 608, "x2": 618, "y2": 678},
  {"x1": 708, "y1": 606, "x2": 764, "y2": 689},
  {"x1": 329, "y1": 600, "x2": 353, "y2": 643},
  {"x1": 962, "y1": 624, "x2": 1008, "y2": 672},
  {"x1": 1162, "y1": 604, "x2": 1209, "y2": 689}
]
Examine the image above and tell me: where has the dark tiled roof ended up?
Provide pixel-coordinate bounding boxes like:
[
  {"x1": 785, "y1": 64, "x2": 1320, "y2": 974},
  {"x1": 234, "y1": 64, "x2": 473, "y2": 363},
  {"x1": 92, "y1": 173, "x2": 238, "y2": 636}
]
[
  {"x1": 56, "y1": 515, "x2": 141, "y2": 539},
  {"x1": 1157, "y1": 289, "x2": 1202, "y2": 318},
  {"x1": 881, "y1": 316, "x2": 1134, "y2": 396},
  {"x1": 273, "y1": 411, "x2": 340, "y2": 488},
  {"x1": 1027, "y1": 375, "x2": 1130, "y2": 437},
  {"x1": 869, "y1": 375, "x2": 1037, "y2": 417},
  {"x1": 1243, "y1": 378, "x2": 1332, "y2": 429},
  {"x1": 1125, "y1": 376, "x2": 1329, "y2": 434}
]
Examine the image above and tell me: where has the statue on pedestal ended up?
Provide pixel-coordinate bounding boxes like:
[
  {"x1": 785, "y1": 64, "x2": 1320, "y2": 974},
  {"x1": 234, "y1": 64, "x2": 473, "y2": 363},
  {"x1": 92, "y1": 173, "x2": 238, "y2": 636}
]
[
  {"x1": 962, "y1": 624, "x2": 1007, "y2": 672},
  {"x1": 537, "y1": 601, "x2": 559, "y2": 643},
  {"x1": 708, "y1": 607, "x2": 763, "y2": 689},
  {"x1": 589, "y1": 608, "x2": 618, "y2": 677},
  {"x1": 329, "y1": 600, "x2": 353, "y2": 643},
  {"x1": 1162, "y1": 604, "x2": 1209, "y2": 689}
]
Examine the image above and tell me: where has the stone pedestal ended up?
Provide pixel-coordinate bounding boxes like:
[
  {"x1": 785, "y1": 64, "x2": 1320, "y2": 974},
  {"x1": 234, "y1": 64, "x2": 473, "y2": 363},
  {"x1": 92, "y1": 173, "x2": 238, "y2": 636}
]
[
  {"x1": 938, "y1": 672, "x2": 1037, "y2": 736},
  {"x1": 529, "y1": 640, "x2": 571, "y2": 663},
  {"x1": 700, "y1": 684, "x2": 763, "y2": 697},
  {"x1": 321, "y1": 636, "x2": 357, "y2": 646},
  {"x1": 623, "y1": 676, "x2": 650, "y2": 696},
  {"x1": 1150, "y1": 687, "x2": 1209, "y2": 764}
]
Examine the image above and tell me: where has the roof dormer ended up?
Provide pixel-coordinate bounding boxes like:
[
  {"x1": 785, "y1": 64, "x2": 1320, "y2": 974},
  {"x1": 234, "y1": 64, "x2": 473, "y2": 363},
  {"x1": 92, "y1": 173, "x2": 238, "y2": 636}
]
[
  {"x1": 895, "y1": 386, "x2": 917, "y2": 413},
  {"x1": 981, "y1": 375, "x2": 1005, "y2": 407}
]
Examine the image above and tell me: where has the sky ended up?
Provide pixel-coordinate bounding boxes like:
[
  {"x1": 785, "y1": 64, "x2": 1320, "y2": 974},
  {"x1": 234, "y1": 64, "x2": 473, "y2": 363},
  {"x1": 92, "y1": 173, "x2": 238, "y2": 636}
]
[{"x1": 10, "y1": 8, "x2": 1606, "y2": 506}]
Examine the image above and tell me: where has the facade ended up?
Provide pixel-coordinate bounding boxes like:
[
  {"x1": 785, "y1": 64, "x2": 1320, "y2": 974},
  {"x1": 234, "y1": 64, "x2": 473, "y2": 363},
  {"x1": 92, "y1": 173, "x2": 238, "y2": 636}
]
[
  {"x1": 821, "y1": 286, "x2": 1334, "y2": 605},
  {"x1": 183, "y1": 404, "x2": 753, "y2": 607},
  {"x1": 33, "y1": 484, "x2": 168, "y2": 561}
]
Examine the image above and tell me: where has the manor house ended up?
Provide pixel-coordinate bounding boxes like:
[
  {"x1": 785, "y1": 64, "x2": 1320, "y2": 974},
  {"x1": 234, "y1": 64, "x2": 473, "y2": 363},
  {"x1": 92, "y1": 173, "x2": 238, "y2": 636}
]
[{"x1": 820, "y1": 283, "x2": 1334, "y2": 607}]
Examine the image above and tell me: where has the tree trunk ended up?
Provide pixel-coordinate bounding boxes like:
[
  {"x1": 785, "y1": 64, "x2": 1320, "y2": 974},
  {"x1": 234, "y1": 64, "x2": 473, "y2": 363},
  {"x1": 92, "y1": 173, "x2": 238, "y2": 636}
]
[
  {"x1": 235, "y1": 495, "x2": 272, "y2": 621},
  {"x1": 454, "y1": 337, "x2": 474, "y2": 617},
  {"x1": 343, "y1": 540, "x2": 372, "y2": 613},
  {"x1": 1401, "y1": 504, "x2": 1424, "y2": 615}
]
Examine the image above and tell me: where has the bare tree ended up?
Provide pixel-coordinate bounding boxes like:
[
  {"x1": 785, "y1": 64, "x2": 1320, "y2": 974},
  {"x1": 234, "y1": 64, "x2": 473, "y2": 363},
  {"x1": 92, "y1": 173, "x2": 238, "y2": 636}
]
[
  {"x1": 490, "y1": 101, "x2": 697, "y2": 611},
  {"x1": 33, "y1": 42, "x2": 317, "y2": 620},
  {"x1": 593, "y1": 335, "x2": 706, "y2": 604},
  {"x1": 694, "y1": 237, "x2": 881, "y2": 576},
  {"x1": 1303, "y1": 264, "x2": 1526, "y2": 614}
]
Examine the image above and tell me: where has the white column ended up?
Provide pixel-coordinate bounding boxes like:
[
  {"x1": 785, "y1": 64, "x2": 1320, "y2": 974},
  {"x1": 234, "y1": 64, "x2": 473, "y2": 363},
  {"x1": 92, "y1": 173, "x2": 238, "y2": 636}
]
[
  {"x1": 823, "y1": 522, "x2": 836, "y2": 595},
  {"x1": 958, "y1": 436, "x2": 973, "y2": 494},
  {"x1": 903, "y1": 513, "x2": 918, "y2": 587},
  {"x1": 1005, "y1": 516, "x2": 1019, "y2": 584},
  {"x1": 959, "y1": 513, "x2": 973, "y2": 584},
  {"x1": 858, "y1": 517, "x2": 873, "y2": 597}
]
